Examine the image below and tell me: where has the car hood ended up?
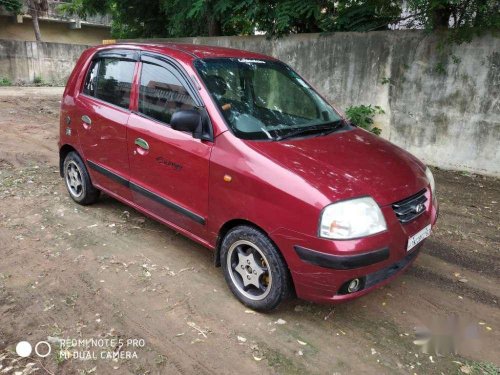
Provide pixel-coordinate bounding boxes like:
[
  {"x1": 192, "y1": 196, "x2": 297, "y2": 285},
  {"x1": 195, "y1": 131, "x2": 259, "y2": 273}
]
[{"x1": 245, "y1": 127, "x2": 428, "y2": 207}]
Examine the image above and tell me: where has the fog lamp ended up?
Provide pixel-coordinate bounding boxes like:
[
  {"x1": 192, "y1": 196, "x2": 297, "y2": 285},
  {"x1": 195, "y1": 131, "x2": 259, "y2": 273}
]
[{"x1": 347, "y1": 278, "x2": 361, "y2": 293}]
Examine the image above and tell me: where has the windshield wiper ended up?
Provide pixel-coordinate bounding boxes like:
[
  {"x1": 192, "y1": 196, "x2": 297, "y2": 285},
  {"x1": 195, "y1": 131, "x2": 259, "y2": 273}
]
[
  {"x1": 274, "y1": 120, "x2": 344, "y2": 141},
  {"x1": 318, "y1": 119, "x2": 346, "y2": 136}
]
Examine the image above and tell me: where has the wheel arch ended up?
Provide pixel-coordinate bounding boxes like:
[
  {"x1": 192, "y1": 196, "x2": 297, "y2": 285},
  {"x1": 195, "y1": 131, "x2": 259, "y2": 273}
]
[
  {"x1": 59, "y1": 144, "x2": 79, "y2": 177},
  {"x1": 214, "y1": 219, "x2": 288, "y2": 270}
]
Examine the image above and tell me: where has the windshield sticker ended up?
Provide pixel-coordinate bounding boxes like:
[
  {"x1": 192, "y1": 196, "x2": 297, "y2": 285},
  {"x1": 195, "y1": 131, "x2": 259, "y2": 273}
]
[{"x1": 237, "y1": 59, "x2": 266, "y2": 64}]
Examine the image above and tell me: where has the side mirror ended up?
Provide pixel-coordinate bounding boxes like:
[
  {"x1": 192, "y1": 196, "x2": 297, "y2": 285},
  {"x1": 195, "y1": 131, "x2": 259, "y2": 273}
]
[{"x1": 171, "y1": 109, "x2": 203, "y2": 139}]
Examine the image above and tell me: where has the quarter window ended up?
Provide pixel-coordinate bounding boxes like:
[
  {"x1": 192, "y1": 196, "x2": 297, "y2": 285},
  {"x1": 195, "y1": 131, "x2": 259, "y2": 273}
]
[
  {"x1": 138, "y1": 62, "x2": 196, "y2": 124},
  {"x1": 83, "y1": 60, "x2": 99, "y2": 96},
  {"x1": 84, "y1": 57, "x2": 135, "y2": 110}
]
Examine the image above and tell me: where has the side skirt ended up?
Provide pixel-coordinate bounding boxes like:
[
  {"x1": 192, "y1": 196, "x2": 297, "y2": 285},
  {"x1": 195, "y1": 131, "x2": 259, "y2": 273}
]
[
  {"x1": 92, "y1": 181, "x2": 214, "y2": 251},
  {"x1": 87, "y1": 160, "x2": 205, "y2": 225}
]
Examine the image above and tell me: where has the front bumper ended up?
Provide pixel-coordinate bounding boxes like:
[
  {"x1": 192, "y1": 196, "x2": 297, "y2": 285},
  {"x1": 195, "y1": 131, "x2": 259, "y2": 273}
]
[
  {"x1": 291, "y1": 244, "x2": 422, "y2": 303},
  {"x1": 270, "y1": 189, "x2": 438, "y2": 304},
  {"x1": 294, "y1": 245, "x2": 390, "y2": 270}
]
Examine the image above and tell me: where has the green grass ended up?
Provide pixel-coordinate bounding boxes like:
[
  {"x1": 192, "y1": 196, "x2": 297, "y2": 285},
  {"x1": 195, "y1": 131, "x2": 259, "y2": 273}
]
[
  {"x1": 256, "y1": 342, "x2": 306, "y2": 375},
  {"x1": 33, "y1": 75, "x2": 44, "y2": 85},
  {"x1": 458, "y1": 361, "x2": 500, "y2": 375},
  {"x1": 0, "y1": 77, "x2": 12, "y2": 86}
]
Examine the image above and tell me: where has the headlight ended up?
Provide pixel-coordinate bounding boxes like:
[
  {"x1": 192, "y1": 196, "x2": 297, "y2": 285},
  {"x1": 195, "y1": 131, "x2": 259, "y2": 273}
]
[
  {"x1": 425, "y1": 167, "x2": 435, "y2": 195},
  {"x1": 319, "y1": 197, "x2": 387, "y2": 239}
]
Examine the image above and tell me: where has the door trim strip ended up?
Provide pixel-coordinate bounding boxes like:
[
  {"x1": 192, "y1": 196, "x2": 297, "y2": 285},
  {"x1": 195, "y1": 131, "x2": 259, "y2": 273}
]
[
  {"x1": 87, "y1": 160, "x2": 129, "y2": 187},
  {"x1": 87, "y1": 160, "x2": 205, "y2": 225}
]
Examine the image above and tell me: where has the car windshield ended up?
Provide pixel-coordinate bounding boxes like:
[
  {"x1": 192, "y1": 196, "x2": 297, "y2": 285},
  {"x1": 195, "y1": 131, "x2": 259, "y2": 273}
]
[{"x1": 194, "y1": 58, "x2": 342, "y2": 140}]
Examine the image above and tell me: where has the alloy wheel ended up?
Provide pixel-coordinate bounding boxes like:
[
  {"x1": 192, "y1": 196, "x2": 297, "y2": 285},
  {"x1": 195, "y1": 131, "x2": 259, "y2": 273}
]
[
  {"x1": 226, "y1": 240, "x2": 272, "y2": 301},
  {"x1": 65, "y1": 160, "x2": 84, "y2": 198}
]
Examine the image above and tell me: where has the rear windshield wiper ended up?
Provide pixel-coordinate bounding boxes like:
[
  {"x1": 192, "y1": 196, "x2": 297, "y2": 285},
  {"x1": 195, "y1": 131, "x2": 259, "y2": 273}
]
[{"x1": 275, "y1": 120, "x2": 344, "y2": 141}]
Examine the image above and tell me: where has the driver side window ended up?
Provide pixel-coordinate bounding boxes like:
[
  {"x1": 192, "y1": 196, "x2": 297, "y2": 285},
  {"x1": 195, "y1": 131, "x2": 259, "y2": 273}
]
[{"x1": 138, "y1": 63, "x2": 196, "y2": 124}]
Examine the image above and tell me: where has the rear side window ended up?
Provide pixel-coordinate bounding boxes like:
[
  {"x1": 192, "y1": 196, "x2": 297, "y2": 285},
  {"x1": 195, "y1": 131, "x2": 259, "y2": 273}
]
[
  {"x1": 83, "y1": 60, "x2": 99, "y2": 96},
  {"x1": 83, "y1": 57, "x2": 135, "y2": 110},
  {"x1": 138, "y1": 62, "x2": 196, "y2": 124}
]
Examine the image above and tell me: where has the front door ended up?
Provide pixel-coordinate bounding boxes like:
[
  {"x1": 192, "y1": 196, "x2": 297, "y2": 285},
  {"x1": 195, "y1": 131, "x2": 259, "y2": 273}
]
[
  {"x1": 76, "y1": 51, "x2": 137, "y2": 200},
  {"x1": 127, "y1": 56, "x2": 212, "y2": 240}
]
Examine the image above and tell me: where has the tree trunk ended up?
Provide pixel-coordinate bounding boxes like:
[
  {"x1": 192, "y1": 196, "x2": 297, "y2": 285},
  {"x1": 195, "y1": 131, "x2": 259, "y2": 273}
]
[
  {"x1": 432, "y1": 4, "x2": 452, "y2": 29},
  {"x1": 30, "y1": 9, "x2": 42, "y2": 41},
  {"x1": 207, "y1": 17, "x2": 222, "y2": 36}
]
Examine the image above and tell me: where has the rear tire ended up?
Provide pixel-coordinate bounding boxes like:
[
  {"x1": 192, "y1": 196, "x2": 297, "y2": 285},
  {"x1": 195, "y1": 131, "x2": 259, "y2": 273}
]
[
  {"x1": 221, "y1": 225, "x2": 291, "y2": 311},
  {"x1": 63, "y1": 151, "x2": 100, "y2": 205}
]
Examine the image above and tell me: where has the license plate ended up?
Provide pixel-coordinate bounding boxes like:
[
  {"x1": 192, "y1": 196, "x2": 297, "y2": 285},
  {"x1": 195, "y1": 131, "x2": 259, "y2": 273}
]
[{"x1": 407, "y1": 224, "x2": 431, "y2": 251}]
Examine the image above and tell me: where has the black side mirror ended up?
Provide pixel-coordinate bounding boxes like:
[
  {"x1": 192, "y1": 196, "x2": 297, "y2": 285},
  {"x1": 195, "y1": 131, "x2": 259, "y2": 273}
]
[{"x1": 171, "y1": 109, "x2": 203, "y2": 139}]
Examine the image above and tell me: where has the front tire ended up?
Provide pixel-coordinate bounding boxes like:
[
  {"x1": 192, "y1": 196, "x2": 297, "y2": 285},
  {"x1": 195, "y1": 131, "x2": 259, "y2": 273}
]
[
  {"x1": 63, "y1": 151, "x2": 100, "y2": 205},
  {"x1": 221, "y1": 225, "x2": 291, "y2": 311}
]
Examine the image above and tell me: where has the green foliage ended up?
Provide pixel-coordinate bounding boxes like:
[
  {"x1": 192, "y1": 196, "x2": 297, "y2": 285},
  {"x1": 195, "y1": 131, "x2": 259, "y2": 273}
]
[
  {"x1": 56, "y1": 0, "x2": 402, "y2": 38},
  {"x1": 0, "y1": 0, "x2": 22, "y2": 13},
  {"x1": 57, "y1": 0, "x2": 499, "y2": 40},
  {"x1": 345, "y1": 105, "x2": 384, "y2": 135},
  {"x1": 406, "y1": 0, "x2": 500, "y2": 43},
  {"x1": 249, "y1": 1, "x2": 335, "y2": 37},
  {"x1": 0, "y1": 77, "x2": 12, "y2": 86},
  {"x1": 381, "y1": 77, "x2": 392, "y2": 85},
  {"x1": 451, "y1": 54, "x2": 461, "y2": 64},
  {"x1": 457, "y1": 361, "x2": 500, "y2": 375},
  {"x1": 33, "y1": 75, "x2": 44, "y2": 85},
  {"x1": 56, "y1": 0, "x2": 112, "y2": 19},
  {"x1": 334, "y1": 0, "x2": 401, "y2": 31},
  {"x1": 434, "y1": 61, "x2": 447, "y2": 74}
]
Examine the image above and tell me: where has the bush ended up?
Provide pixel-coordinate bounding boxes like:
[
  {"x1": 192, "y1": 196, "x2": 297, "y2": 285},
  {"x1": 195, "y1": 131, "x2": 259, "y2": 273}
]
[
  {"x1": 345, "y1": 105, "x2": 384, "y2": 135},
  {"x1": 0, "y1": 77, "x2": 12, "y2": 86},
  {"x1": 33, "y1": 75, "x2": 44, "y2": 85}
]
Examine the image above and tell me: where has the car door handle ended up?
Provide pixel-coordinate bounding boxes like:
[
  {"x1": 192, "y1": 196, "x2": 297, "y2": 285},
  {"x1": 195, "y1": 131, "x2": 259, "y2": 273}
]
[
  {"x1": 134, "y1": 138, "x2": 149, "y2": 151},
  {"x1": 81, "y1": 115, "x2": 92, "y2": 125}
]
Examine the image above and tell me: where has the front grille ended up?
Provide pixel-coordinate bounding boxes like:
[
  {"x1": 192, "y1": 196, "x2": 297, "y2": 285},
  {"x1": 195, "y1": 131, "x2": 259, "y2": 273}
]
[{"x1": 392, "y1": 189, "x2": 427, "y2": 224}]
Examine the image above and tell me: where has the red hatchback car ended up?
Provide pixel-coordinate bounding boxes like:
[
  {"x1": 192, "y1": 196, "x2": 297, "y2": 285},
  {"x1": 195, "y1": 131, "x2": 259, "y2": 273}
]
[{"x1": 59, "y1": 43, "x2": 438, "y2": 311}]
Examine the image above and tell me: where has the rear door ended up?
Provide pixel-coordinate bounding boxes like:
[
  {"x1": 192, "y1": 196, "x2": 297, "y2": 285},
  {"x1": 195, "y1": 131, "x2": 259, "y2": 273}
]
[
  {"x1": 127, "y1": 54, "x2": 213, "y2": 240},
  {"x1": 76, "y1": 50, "x2": 138, "y2": 200}
]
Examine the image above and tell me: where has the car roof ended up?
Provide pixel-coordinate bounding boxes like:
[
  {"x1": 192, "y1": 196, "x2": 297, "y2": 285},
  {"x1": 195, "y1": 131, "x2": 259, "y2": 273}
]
[{"x1": 93, "y1": 42, "x2": 277, "y2": 64}]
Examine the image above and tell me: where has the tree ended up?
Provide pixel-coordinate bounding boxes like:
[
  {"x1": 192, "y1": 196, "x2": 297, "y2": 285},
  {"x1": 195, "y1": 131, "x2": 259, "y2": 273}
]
[
  {"x1": 27, "y1": 0, "x2": 49, "y2": 41},
  {"x1": 0, "y1": 0, "x2": 49, "y2": 41},
  {"x1": 58, "y1": 0, "x2": 248, "y2": 38},
  {"x1": 57, "y1": 0, "x2": 402, "y2": 38},
  {"x1": 334, "y1": 0, "x2": 402, "y2": 32},
  {"x1": 406, "y1": 0, "x2": 500, "y2": 43},
  {"x1": 57, "y1": 0, "x2": 499, "y2": 39},
  {"x1": 406, "y1": 0, "x2": 500, "y2": 31},
  {"x1": 0, "y1": 0, "x2": 22, "y2": 13}
]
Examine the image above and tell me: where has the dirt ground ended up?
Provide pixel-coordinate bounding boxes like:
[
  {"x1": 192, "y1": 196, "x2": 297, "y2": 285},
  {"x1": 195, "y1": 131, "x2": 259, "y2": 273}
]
[{"x1": 0, "y1": 87, "x2": 498, "y2": 375}]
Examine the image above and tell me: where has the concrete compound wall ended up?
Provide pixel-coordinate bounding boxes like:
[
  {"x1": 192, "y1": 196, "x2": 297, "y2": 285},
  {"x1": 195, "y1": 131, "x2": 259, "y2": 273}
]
[
  {"x1": 0, "y1": 31, "x2": 499, "y2": 176},
  {"x1": 159, "y1": 31, "x2": 500, "y2": 177},
  {"x1": 0, "y1": 39, "x2": 88, "y2": 84}
]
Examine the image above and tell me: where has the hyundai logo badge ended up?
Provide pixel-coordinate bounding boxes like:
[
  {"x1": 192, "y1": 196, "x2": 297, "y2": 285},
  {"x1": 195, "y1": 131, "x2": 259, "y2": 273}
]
[{"x1": 415, "y1": 203, "x2": 425, "y2": 213}]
